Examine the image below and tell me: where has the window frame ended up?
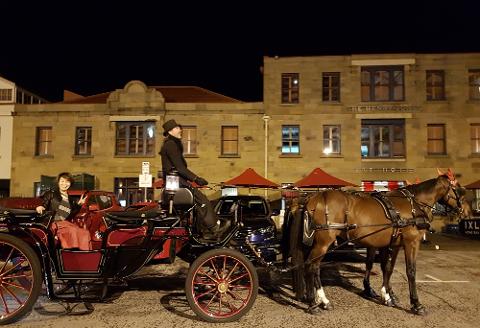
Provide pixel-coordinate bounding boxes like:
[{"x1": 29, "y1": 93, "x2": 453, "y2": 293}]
[
  {"x1": 75, "y1": 126, "x2": 92, "y2": 156},
  {"x1": 361, "y1": 119, "x2": 405, "y2": 159},
  {"x1": 221, "y1": 125, "x2": 239, "y2": 156},
  {"x1": 426, "y1": 70, "x2": 446, "y2": 101},
  {"x1": 181, "y1": 125, "x2": 197, "y2": 155},
  {"x1": 115, "y1": 122, "x2": 155, "y2": 156},
  {"x1": 322, "y1": 72, "x2": 340, "y2": 102},
  {"x1": 471, "y1": 123, "x2": 480, "y2": 154},
  {"x1": 469, "y1": 69, "x2": 480, "y2": 100},
  {"x1": 322, "y1": 125, "x2": 341, "y2": 154},
  {"x1": 281, "y1": 73, "x2": 300, "y2": 104},
  {"x1": 0, "y1": 89, "x2": 13, "y2": 102},
  {"x1": 427, "y1": 124, "x2": 446, "y2": 155},
  {"x1": 35, "y1": 126, "x2": 53, "y2": 156},
  {"x1": 281, "y1": 125, "x2": 300, "y2": 155},
  {"x1": 361, "y1": 66, "x2": 405, "y2": 102}
]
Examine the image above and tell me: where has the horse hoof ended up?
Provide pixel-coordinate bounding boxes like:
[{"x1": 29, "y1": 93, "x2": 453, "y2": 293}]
[
  {"x1": 362, "y1": 289, "x2": 378, "y2": 299},
  {"x1": 306, "y1": 305, "x2": 322, "y2": 315},
  {"x1": 384, "y1": 299, "x2": 395, "y2": 307},
  {"x1": 321, "y1": 302, "x2": 334, "y2": 311},
  {"x1": 411, "y1": 305, "x2": 427, "y2": 316}
]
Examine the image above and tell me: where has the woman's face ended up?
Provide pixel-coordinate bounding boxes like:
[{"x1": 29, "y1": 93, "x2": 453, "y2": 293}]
[{"x1": 58, "y1": 177, "x2": 71, "y2": 192}]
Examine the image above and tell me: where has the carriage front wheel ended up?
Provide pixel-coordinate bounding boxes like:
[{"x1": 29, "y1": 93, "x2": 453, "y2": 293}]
[
  {"x1": 185, "y1": 248, "x2": 258, "y2": 323},
  {"x1": 0, "y1": 233, "x2": 42, "y2": 325}
]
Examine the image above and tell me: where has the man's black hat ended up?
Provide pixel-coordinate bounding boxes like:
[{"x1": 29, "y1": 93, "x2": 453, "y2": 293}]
[{"x1": 162, "y1": 119, "x2": 181, "y2": 136}]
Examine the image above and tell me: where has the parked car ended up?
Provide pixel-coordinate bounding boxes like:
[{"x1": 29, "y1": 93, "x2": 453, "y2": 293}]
[{"x1": 214, "y1": 195, "x2": 280, "y2": 263}]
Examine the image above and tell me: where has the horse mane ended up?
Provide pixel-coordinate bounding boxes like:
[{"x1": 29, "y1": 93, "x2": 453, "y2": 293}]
[{"x1": 404, "y1": 175, "x2": 449, "y2": 195}]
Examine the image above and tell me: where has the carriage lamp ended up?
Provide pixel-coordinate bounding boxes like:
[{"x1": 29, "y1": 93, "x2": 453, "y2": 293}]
[
  {"x1": 165, "y1": 171, "x2": 180, "y2": 193},
  {"x1": 165, "y1": 170, "x2": 180, "y2": 214}
]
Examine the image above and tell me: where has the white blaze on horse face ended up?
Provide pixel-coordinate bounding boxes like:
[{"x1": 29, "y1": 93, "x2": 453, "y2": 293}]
[
  {"x1": 315, "y1": 287, "x2": 330, "y2": 305},
  {"x1": 381, "y1": 286, "x2": 391, "y2": 303}
]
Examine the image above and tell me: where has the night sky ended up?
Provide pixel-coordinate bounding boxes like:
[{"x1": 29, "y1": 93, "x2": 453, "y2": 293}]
[{"x1": 1, "y1": 1, "x2": 479, "y2": 102}]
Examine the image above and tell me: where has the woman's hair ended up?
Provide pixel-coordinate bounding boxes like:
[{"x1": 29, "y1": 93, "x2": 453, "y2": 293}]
[{"x1": 57, "y1": 172, "x2": 74, "y2": 184}]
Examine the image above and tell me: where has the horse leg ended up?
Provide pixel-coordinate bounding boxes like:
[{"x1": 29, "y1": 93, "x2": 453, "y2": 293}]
[
  {"x1": 362, "y1": 247, "x2": 379, "y2": 299},
  {"x1": 404, "y1": 240, "x2": 426, "y2": 315},
  {"x1": 383, "y1": 246, "x2": 400, "y2": 306},
  {"x1": 379, "y1": 246, "x2": 400, "y2": 307},
  {"x1": 305, "y1": 244, "x2": 331, "y2": 314}
]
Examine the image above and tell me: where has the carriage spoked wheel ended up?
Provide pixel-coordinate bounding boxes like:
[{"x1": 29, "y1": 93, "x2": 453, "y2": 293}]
[
  {"x1": 185, "y1": 248, "x2": 258, "y2": 323},
  {"x1": 0, "y1": 234, "x2": 42, "y2": 325}
]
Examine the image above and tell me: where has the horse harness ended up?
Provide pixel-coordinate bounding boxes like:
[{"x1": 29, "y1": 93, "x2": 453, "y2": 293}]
[{"x1": 302, "y1": 189, "x2": 431, "y2": 247}]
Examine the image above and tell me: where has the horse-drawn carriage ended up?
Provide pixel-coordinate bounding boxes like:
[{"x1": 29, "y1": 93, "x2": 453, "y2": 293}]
[{"x1": 0, "y1": 175, "x2": 259, "y2": 324}]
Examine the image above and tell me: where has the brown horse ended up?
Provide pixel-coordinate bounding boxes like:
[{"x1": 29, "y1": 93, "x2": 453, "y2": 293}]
[{"x1": 288, "y1": 174, "x2": 471, "y2": 315}]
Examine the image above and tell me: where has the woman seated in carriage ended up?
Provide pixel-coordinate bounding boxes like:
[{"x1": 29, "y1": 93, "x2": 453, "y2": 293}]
[{"x1": 36, "y1": 172, "x2": 91, "y2": 250}]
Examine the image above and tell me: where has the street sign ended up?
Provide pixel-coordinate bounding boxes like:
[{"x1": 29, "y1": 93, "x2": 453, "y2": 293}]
[
  {"x1": 139, "y1": 174, "x2": 152, "y2": 187},
  {"x1": 142, "y1": 162, "x2": 150, "y2": 175}
]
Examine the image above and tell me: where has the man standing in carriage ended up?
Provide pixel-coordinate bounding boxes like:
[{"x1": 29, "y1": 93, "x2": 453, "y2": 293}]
[{"x1": 159, "y1": 119, "x2": 224, "y2": 240}]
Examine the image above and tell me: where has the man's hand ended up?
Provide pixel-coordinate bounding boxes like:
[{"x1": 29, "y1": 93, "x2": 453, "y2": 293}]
[{"x1": 195, "y1": 177, "x2": 209, "y2": 186}]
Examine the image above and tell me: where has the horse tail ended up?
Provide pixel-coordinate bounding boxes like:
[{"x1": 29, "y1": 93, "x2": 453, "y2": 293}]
[{"x1": 288, "y1": 203, "x2": 306, "y2": 301}]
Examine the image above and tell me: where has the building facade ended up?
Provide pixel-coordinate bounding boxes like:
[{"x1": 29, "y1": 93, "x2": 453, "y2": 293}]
[
  {"x1": 0, "y1": 76, "x2": 47, "y2": 197},
  {"x1": 8, "y1": 53, "x2": 480, "y2": 206},
  {"x1": 11, "y1": 81, "x2": 264, "y2": 205},
  {"x1": 263, "y1": 53, "x2": 480, "y2": 193}
]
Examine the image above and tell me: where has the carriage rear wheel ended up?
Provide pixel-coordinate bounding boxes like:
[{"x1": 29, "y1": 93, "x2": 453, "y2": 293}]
[
  {"x1": 185, "y1": 248, "x2": 258, "y2": 323},
  {"x1": 0, "y1": 234, "x2": 42, "y2": 325}
]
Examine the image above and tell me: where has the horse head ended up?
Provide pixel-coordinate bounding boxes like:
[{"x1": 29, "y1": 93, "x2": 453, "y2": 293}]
[{"x1": 436, "y1": 169, "x2": 472, "y2": 219}]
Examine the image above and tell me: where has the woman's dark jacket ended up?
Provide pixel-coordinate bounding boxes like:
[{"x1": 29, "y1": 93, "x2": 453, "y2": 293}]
[{"x1": 40, "y1": 189, "x2": 81, "y2": 221}]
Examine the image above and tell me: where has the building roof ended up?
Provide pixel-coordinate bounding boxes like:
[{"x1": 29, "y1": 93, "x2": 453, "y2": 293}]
[{"x1": 59, "y1": 86, "x2": 243, "y2": 104}]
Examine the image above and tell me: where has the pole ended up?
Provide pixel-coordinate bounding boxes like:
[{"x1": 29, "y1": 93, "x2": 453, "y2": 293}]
[{"x1": 263, "y1": 115, "x2": 271, "y2": 198}]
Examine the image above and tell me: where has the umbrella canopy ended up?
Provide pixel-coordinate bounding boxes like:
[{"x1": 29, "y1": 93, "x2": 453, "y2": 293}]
[
  {"x1": 223, "y1": 168, "x2": 279, "y2": 188},
  {"x1": 294, "y1": 168, "x2": 357, "y2": 188},
  {"x1": 465, "y1": 179, "x2": 480, "y2": 189}
]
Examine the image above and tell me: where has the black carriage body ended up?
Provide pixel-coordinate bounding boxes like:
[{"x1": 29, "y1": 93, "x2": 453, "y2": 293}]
[{"x1": 0, "y1": 212, "x2": 190, "y2": 282}]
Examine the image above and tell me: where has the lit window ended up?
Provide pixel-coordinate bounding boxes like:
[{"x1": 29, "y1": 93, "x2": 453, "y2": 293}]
[
  {"x1": 361, "y1": 119, "x2": 405, "y2": 158},
  {"x1": 323, "y1": 125, "x2": 341, "y2": 154},
  {"x1": 116, "y1": 122, "x2": 155, "y2": 156},
  {"x1": 426, "y1": 70, "x2": 445, "y2": 101},
  {"x1": 75, "y1": 127, "x2": 92, "y2": 155},
  {"x1": 282, "y1": 125, "x2": 300, "y2": 154},
  {"x1": 361, "y1": 66, "x2": 404, "y2": 102}
]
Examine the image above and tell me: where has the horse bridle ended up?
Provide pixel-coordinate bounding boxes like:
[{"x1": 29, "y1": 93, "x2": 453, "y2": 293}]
[{"x1": 441, "y1": 183, "x2": 463, "y2": 215}]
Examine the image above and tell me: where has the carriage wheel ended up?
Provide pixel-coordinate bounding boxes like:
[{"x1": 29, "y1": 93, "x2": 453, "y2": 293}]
[
  {"x1": 185, "y1": 248, "x2": 258, "y2": 323},
  {"x1": 0, "y1": 234, "x2": 42, "y2": 325}
]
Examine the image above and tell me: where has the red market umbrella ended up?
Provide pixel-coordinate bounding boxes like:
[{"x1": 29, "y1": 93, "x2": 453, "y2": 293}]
[
  {"x1": 223, "y1": 168, "x2": 279, "y2": 188},
  {"x1": 294, "y1": 168, "x2": 357, "y2": 188}
]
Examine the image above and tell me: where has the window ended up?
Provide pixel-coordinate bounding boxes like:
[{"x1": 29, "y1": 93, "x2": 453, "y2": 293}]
[
  {"x1": 281, "y1": 73, "x2": 299, "y2": 104},
  {"x1": 0, "y1": 89, "x2": 13, "y2": 101},
  {"x1": 426, "y1": 70, "x2": 445, "y2": 100},
  {"x1": 427, "y1": 124, "x2": 446, "y2": 155},
  {"x1": 282, "y1": 125, "x2": 300, "y2": 154},
  {"x1": 361, "y1": 66, "x2": 404, "y2": 102},
  {"x1": 116, "y1": 122, "x2": 155, "y2": 156},
  {"x1": 471, "y1": 124, "x2": 480, "y2": 154},
  {"x1": 221, "y1": 126, "x2": 238, "y2": 155},
  {"x1": 323, "y1": 125, "x2": 341, "y2": 154},
  {"x1": 361, "y1": 119, "x2": 405, "y2": 158},
  {"x1": 322, "y1": 72, "x2": 340, "y2": 101},
  {"x1": 35, "y1": 127, "x2": 52, "y2": 156},
  {"x1": 182, "y1": 126, "x2": 197, "y2": 155},
  {"x1": 469, "y1": 69, "x2": 480, "y2": 100},
  {"x1": 115, "y1": 177, "x2": 153, "y2": 207},
  {"x1": 75, "y1": 127, "x2": 92, "y2": 155}
]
